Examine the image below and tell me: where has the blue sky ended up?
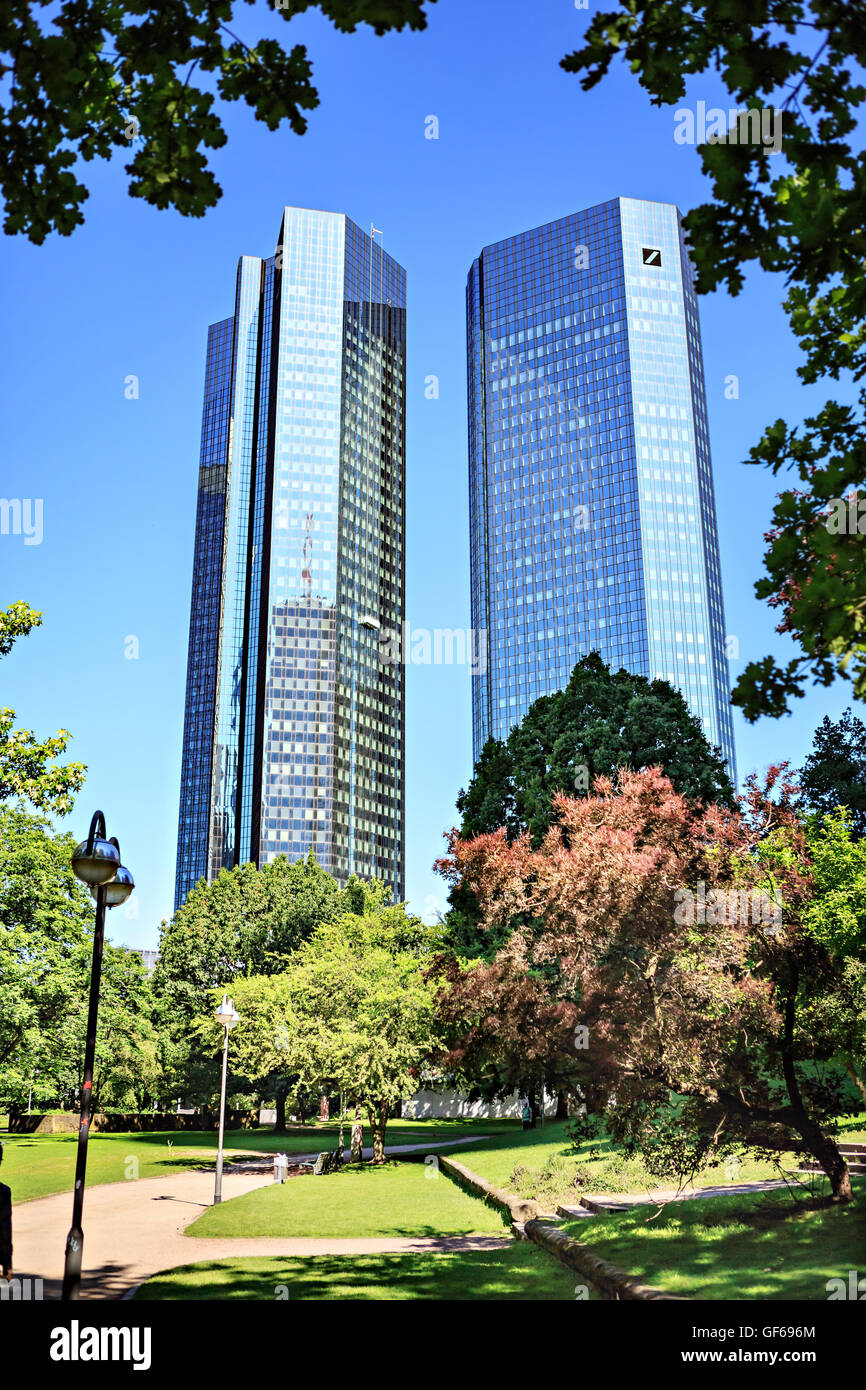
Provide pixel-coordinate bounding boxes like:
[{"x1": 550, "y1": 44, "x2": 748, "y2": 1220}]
[{"x1": 3, "y1": 0, "x2": 858, "y2": 948}]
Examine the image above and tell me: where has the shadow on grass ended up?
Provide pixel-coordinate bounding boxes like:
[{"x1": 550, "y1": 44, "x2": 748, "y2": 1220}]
[
  {"x1": 188, "y1": 1215, "x2": 512, "y2": 1240},
  {"x1": 569, "y1": 1186, "x2": 865, "y2": 1299},
  {"x1": 135, "y1": 1247, "x2": 572, "y2": 1301}
]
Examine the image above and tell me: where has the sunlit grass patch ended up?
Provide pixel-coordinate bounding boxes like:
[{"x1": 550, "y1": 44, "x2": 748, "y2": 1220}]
[
  {"x1": 134, "y1": 1245, "x2": 582, "y2": 1301},
  {"x1": 187, "y1": 1158, "x2": 509, "y2": 1240},
  {"x1": 561, "y1": 1180, "x2": 866, "y2": 1300}
]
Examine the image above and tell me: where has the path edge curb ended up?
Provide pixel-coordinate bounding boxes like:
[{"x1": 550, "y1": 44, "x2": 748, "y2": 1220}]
[
  {"x1": 435, "y1": 1152, "x2": 687, "y2": 1301},
  {"x1": 523, "y1": 1217, "x2": 688, "y2": 1301},
  {"x1": 435, "y1": 1153, "x2": 543, "y2": 1225}
]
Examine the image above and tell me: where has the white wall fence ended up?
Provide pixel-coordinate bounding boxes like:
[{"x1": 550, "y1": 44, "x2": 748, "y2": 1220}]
[
  {"x1": 403, "y1": 1088, "x2": 559, "y2": 1120},
  {"x1": 259, "y1": 1090, "x2": 561, "y2": 1126}
]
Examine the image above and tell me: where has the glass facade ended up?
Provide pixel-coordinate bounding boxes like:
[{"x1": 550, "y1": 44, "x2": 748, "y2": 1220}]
[
  {"x1": 175, "y1": 208, "x2": 406, "y2": 911},
  {"x1": 467, "y1": 196, "x2": 736, "y2": 776}
]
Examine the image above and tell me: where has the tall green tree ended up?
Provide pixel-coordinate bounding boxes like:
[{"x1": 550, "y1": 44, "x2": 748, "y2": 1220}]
[
  {"x1": 798, "y1": 709, "x2": 866, "y2": 837},
  {"x1": 449, "y1": 653, "x2": 734, "y2": 959},
  {"x1": 458, "y1": 653, "x2": 734, "y2": 847},
  {"x1": 562, "y1": 3, "x2": 866, "y2": 720},
  {"x1": 225, "y1": 898, "x2": 439, "y2": 1161},
  {"x1": 1, "y1": 0, "x2": 434, "y2": 243},
  {"x1": 0, "y1": 602, "x2": 85, "y2": 815},
  {"x1": 800, "y1": 807, "x2": 866, "y2": 1104},
  {"x1": 154, "y1": 852, "x2": 344, "y2": 1111},
  {"x1": 0, "y1": 804, "x2": 92, "y2": 1109},
  {"x1": 0, "y1": 804, "x2": 156, "y2": 1112}
]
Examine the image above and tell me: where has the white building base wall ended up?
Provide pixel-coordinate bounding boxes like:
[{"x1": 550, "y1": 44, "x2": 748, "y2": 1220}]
[{"x1": 404, "y1": 1088, "x2": 558, "y2": 1120}]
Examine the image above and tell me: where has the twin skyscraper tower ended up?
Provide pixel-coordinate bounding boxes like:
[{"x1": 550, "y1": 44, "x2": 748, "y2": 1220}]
[{"x1": 174, "y1": 198, "x2": 736, "y2": 912}]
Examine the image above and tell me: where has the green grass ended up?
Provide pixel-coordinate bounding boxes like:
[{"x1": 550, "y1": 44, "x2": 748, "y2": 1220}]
[
  {"x1": 187, "y1": 1159, "x2": 509, "y2": 1239},
  {"x1": 133, "y1": 1244, "x2": 583, "y2": 1301},
  {"x1": 561, "y1": 1180, "x2": 866, "y2": 1300},
  {"x1": 440, "y1": 1115, "x2": 866, "y2": 1208},
  {"x1": 1, "y1": 1130, "x2": 217, "y2": 1203},
  {"x1": 0, "y1": 1117, "x2": 506, "y2": 1204},
  {"x1": 6, "y1": 1109, "x2": 862, "y2": 1211}
]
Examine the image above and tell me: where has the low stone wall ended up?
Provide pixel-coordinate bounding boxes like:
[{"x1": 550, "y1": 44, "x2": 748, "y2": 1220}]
[
  {"x1": 9, "y1": 1113, "x2": 84, "y2": 1134},
  {"x1": 9, "y1": 1111, "x2": 260, "y2": 1135},
  {"x1": 435, "y1": 1150, "x2": 686, "y2": 1301},
  {"x1": 524, "y1": 1218, "x2": 686, "y2": 1301},
  {"x1": 436, "y1": 1153, "x2": 542, "y2": 1225}
]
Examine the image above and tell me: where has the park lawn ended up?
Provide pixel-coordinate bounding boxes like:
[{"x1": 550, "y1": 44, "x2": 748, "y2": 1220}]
[
  {"x1": 0, "y1": 1117, "x2": 503, "y2": 1204},
  {"x1": 445, "y1": 1115, "x2": 866, "y2": 1208},
  {"x1": 561, "y1": 1180, "x2": 866, "y2": 1300},
  {"x1": 2, "y1": 1131, "x2": 220, "y2": 1204},
  {"x1": 133, "y1": 1244, "x2": 583, "y2": 1301},
  {"x1": 187, "y1": 1159, "x2": 509, "y2": 1239},
  {"x1": 6, "y1": 1111, "x2": 861, "y2": 1208}
]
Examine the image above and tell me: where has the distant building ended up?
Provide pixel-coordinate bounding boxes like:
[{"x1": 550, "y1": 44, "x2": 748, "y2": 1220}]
[
  {"x1": 467, "y1": 196, "x2": 736, "y2": 776},
  {"x1": 405, "y1": 1088, "x2": 558, "y2": 1121},
  {"x1": 175, "y1": 206, "x2": 406, "y2": 911},
  {"x1": 123, "y1": 947, "x2": 158, "y2": 976}
]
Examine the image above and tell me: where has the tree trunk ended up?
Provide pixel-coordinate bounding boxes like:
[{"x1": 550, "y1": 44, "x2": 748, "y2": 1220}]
[
  {"x1": 337, "y1": 1092, "x2": 345, "y2": 1154},
  {"x1": 795, "y1": 1112, "x2": 852, "y2": 1202},
  {"x1": 368, "y1": 1101, "x2": 389, "y2": 1164},
  {"x1": 555, "y1": 1090, "x2": 569, "y2": 1121},
  {"x1": 526, "y1": 1083, "x2": 539, "y2": 1129},
  {"x1": 350, "y1": 1104, "x2": 363, "y2": 1163},
  {"x1": 845, "y1": 1060, "x2": 866, "y2": 1108},
  {"x1": 297, "y1": 1090, "x2": 314, "y2": 1124},
  {"x1": 274, "y1": 1088, "x2": 287, "y2": 1134},
  {"x1": 780, "y1": 970, "x2": 851, "y2": 1201}
]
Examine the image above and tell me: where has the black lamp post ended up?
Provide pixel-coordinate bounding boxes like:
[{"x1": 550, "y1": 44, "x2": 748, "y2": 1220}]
[{"x1": 61, "y1": 810, "x2": 134, "y2": 1301}]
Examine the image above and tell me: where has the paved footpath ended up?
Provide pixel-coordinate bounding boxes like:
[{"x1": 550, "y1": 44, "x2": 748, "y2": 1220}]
[
  {"x1": 226, "y1": 1135, "x2": 486, "y2": 1171},
  {"x1": 13, "y1": 1138, "x2": 506, "y2": 1300},
  {"x1": 558, "y1": 1177, "x2": 792, "y2": 1218}
]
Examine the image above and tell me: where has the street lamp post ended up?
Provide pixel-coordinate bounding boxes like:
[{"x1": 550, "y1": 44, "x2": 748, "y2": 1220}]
[
  {"x1": 61, "y1": 811, "x2": 134, "y2": 1301},
  {"x1": 213, "y1": 994, "x2": 240, "y2": 1205}
]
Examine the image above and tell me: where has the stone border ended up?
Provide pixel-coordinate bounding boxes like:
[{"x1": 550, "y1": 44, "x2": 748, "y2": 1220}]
[
  {"x1": 435, "y1": 1152, "x2": 686, "y2": 1301},
  {"x1": 524, "y1": 1217, "x2": 686, "y2": 1301},
  {"x1": 435, "y1": 1153, "x2": 544, "y2": 1225},
  {"x1": 574, "y1": 1195, "x2": 626, "y2": 1215}
]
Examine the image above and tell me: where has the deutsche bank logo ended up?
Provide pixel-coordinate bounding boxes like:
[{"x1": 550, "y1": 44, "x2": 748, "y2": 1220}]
[{"x1": 642, "y1": 247, "x2": 662, "y2": 266}]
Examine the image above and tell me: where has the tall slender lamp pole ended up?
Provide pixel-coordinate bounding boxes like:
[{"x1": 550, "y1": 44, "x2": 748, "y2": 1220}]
[
  {"x1": 213, "y1": 994, "x2": 240, "y2": 1205},
  {"x1": 62, "y1": 811, "x2": 134, "y2": 1301}
]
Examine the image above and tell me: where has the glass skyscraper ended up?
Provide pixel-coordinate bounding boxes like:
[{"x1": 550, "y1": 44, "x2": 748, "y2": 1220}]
[
  {"x1": 467, "y1": 195, "x2": 736, "y2": 776},
  {"x1": 175, "y1": 207, "x2": 406, "y2": 911}
]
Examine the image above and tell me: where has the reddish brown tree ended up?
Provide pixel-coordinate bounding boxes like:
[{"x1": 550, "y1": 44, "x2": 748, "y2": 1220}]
[
  {"x1": 436, "y1": 766, "x2": 853, "y2": 1200},
  {"x1": 432, "y1": 944, "x2": 582, "y2": 1123}
]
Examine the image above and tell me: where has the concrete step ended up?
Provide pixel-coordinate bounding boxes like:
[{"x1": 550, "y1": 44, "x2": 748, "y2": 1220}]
[
  {"x1": 556, "y1": 1202, "x2": 597, "y2": 1219},
  {"x1": 799, "y1": 1162, "x2": 865, "y2": 1174}
]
